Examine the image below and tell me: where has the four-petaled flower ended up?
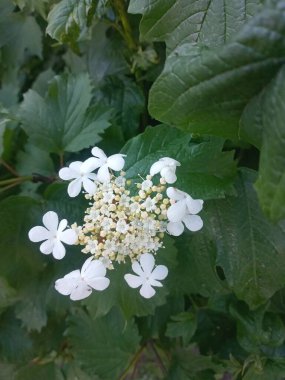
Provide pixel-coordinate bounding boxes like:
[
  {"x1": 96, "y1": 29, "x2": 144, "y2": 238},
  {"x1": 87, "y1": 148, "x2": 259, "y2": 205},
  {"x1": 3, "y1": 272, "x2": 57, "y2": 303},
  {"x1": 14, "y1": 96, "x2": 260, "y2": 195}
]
[
  {"x1": 83, "y1": 147, "x2": 126, "y2": 183},
  {"x1": 59, "y1": 160, "x2": 97, "y2": 197},
  {"x1": 124, "y1": 253, "x2": 168, "y2": 298},
  {"x1": 55, "y1": 256, "x2": 110, "y2": 300},
  {"x1": 150, "y1": 157, "x2": 181, "y2": 184},
  {"x1": 28, "y1": 211, "x2": 77, "y2": 259},
  {"x1": 166, "y1": 187, "x2": 203, "y2": 236}
]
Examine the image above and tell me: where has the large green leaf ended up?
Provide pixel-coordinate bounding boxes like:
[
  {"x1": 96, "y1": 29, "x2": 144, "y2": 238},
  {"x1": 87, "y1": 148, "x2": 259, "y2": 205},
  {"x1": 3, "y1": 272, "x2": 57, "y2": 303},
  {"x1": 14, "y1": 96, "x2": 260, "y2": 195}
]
[
  {"x1": 15, "y1": 363, "x2": 64, "y2": 380},
  {"x1": 148, "y1": 5, "x2": 285, "y2": 139},
  {"x1": 205, "y1": 170, "x2": 285, "y2": 308},
  {"x1": 66, "y1": 308, "x2": 140, "y2": 379},
  {"x1": 243, "y1": 359, "x2": 285, "y2": 380},
  {"x1": 19, "y1": 73, "x2": 111, "y2": 154},
  {"x1": 121, "y1": 125, "x2": 236, "y2": 199},
  {"x1": 253, "y1": 66, "x2": 285, "y2": 221},
  {"x1": 47, "y1": 0, "x2": 95, "y2": 44},
  {"x1": 129, "y1": 0, "x2": 263, "y2": 52}
]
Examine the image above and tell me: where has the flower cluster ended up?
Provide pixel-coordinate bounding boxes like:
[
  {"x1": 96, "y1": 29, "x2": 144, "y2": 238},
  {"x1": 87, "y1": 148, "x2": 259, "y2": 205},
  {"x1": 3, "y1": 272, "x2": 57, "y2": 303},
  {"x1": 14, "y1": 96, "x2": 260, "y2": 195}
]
[{"x1": 29, "y1": 148, "x2": 204, "y2": 300}]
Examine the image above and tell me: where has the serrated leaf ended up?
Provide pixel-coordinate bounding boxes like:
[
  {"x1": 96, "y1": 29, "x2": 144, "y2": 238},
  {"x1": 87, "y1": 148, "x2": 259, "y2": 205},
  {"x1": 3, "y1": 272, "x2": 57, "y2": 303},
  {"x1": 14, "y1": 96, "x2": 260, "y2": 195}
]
[
  {"x1": 19, "y1": 73, "x2": 111, "y2": 154},
  {"x1": 0, "y1": 277, "x2": 17, "y2": 312},
  {"x1": 243, "y1": 358, "x2": 285, "y2": 380},
  {"x1": 129, "y1": 0, "x2": 263, "y2": 52},
  {"x1": 206, "y1": 169, "x2": 285, "y2": 308},
  {"x1": 66, "y1": 308, "x2": 140, "y2": 380},
  {"x1": 230, "y1": 303, "x2": 285, "y2": 354},
  {"x1": 121, "y1": 125, "x2": 236, "y2": 199},
  {"x1": 16, "y1": 144, "x2": 54, "y2": 177},
  {"x1": 254, "y1": 66, "x2": 285, "y2": 221},
  {"x1": 13, "y1": 0, "x2": 49, "y2": 19},
  {"x1": 166, "y1": 311, "x2": 197, "y2": 345},
  {"x1": 47, "y1": 0, "x2": 95, "y2": 43},
  {"x1": 149, "y1": 5, "x2": 285, "y2": 139}
]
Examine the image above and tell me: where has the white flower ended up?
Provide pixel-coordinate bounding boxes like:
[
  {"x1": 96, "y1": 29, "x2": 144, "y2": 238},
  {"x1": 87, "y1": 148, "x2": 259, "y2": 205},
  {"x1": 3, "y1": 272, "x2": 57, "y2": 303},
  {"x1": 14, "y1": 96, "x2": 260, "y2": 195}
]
[
  {"x1": 124, "y1": 253, "x2": 168, "y2": 298},
  {"x1": 141, "y1": 179, "x2": 153, "y2": 191},
  {"x1": 83, "y1": 147, "x2": 126, "y2": 183},
  {"x1": 55, "y1": 256, "x2": 110, "y2": 301},
  {"x1": 115, "y1": 176, "x2": 126, "y2": 188},
  {"x1": 59, "y1": 160, "x2": 97, "y2": 197},
  {"x1": 28, "y1": 211, "x2": 77, "y2": 259},
  {"x1": 143, "y1": 197, "x2": 156, "y2": 212},
  {"x1": 116, "y1": 220, "x2": 129, "y2": 234},
  {"x1": 150, "y1": 157, "x2": 180, "y2": 184},
  {"x1": 166, "y1": 187, "x2": 204, "y2": 236}
]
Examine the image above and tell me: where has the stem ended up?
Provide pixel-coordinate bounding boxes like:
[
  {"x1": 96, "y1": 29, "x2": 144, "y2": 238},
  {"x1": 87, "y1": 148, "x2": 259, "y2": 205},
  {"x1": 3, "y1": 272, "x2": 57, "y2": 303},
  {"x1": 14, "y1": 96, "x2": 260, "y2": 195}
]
[
  {"x1": 0, "y1": 159, "x2": 19, "y2": 176},
  {"x1": 0, "y1": 176, "x2": 32, "y2": 186},
  {"x1": 0, "y1": 182, "x2": 23, "y2": 193},
  {"x1": 112, "y1": 0, "x2": 137, "y2": 51},
  {"x1": 59, "y1": 152, "x2": 64, "y2": 168},
  {"x1": 119, "y1": 344, "x2": 146, "y2": 380},
  {"x1": 149, "y1": 340, "x2": 167, "y2": 376}
]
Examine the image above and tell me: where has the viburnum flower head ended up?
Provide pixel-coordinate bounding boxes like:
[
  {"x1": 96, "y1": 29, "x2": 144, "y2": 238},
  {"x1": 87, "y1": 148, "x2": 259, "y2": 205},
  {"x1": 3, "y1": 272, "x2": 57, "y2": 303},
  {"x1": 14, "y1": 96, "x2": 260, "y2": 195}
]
[
  {"x1": 55, "y1": 256, "x2": 110, "y2": 300},
  {"x1": 28, "y1": 211, "x2": 77, "y2": 259},
  {"x1": 83, "y1": 146, "x2": 126, "y2": 183},
  {"x1": 166, "y1": 187, "x2": 203, "y2": 236},
  {"x1": 58, "y1": 160, "x2": 97, "y2": 197},
  {"x1": 124, "y1": 253, "x2": 168, "y2": 298},
  {"x1": 150, "y1": 157, "x2": 181, "y2": 184}
]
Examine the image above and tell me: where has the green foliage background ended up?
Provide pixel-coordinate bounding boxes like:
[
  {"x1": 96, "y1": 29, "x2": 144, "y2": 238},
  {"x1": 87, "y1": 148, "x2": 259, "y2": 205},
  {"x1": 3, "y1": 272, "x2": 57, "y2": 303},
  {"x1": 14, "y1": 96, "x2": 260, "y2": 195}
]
[{"x1": 0, "y1": 0, "x2": 285, "y2": 379}]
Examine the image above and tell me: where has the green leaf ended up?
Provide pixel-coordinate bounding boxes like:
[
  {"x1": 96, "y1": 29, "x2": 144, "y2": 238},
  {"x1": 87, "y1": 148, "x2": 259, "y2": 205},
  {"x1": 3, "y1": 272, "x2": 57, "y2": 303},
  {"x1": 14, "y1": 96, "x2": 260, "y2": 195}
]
[
  {"x1": 15, "y1": 363, "x2": 64, "y2": 380},
  {"x1": 206, "y1": 169, "x2": 285, "y2": 308},
  {"x1": 0, "y1": 277, "x2": 17, "y2": 312},
  {"x1": 47, "y1": 0, "x2": 95, "y2": 44},
  {"x1": 149, "y1": 5, "x2": 285, "y2": 139},
  {"x1": 254, "y1": 66, "x2": 285, "y2": 221},
  {"x1": 121, "y1": 125, "x2": 236, "y2": 199},
  {"x1": 66, "y1": 308, "x2": 140, "y2": 379},
  {"x1": 0, "y1": 361, "x2": 15, "y2": 380},
  {"x1": 129, "y1": 0, "x2": 263, "y2": 52},
  {"x1": 19, "y1": 73, "x2": 111, "y2": 154},
  {"x1": 166, "y1": 311, "x2": 197, "y2": 345},
  {"x1": 243, "y1": 358, "x2": 285, "y2": 380},
  {"x1": 16, "y1": 144, "x2": 54, "y2": 177},
  {"x1": 230, "y1": 302, "x2": 285, "y2": 354},
  {"x1": 13, "y1": 0, "x2": 49, "y2": 19}
]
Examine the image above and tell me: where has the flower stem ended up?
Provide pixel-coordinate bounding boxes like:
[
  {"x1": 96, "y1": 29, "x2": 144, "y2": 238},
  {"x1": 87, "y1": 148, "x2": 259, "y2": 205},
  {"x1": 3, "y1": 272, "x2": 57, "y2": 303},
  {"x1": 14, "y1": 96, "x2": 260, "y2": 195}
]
[
  {"x1": 0, "y1": 159, "x2": 19, "y2": 176},
  {"x1": 0, "y1": 176, "x2": 32, "y2": 186},
  {"x1": 149, "y1": 340, "x2": 167, "y2": 376},
  {"x1": 112, "y1": 0, "x2": 137, "y2": 51},
  {"x1": 119, "y1": 344, "x2": 146, "y2": 380}
]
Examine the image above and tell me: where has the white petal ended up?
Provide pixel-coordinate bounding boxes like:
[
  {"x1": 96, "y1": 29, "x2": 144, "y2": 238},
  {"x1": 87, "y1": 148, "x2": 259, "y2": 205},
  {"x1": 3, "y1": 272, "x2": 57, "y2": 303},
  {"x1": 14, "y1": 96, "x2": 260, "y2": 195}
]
[
  {"x1": 69, "y1": 161, "x2": 83, "y2": 172},
  {"x1": 57, "y1": 219, "x2": 68, "y2": 232},
  {"x1": 55, "y1": 276, "x2": 79, "y2": 295},
  {"x1": 140, "y1": 283, "x2": 156, "y2": 299},
  {"x1": 186, "y1": 197, "x2": 203, "y2": 214},
  {"x1": 166, "y1": 187, "x2": 185, "y2": 201},
  {"x1": 107, "y1": 154, "x2": 125, "y2": 171},
  {"x1": 70, "y1": 283, "x2": 92, "y2": 301},
  {"x1": 59, "y1": 228, "x2": 77, "y2": 245},
  {"x1": 91, "y1": 147, "x2": 107, "y2": 160},
  {"x1": 150, "y1": 160, "x2": 165, "y2": 176},
  {"x1": 52, "y1": 240, "x2": 66, "y2": 259},
  {"x1": 42, "y1": 211, "x2": 58, "y2": 232},
  {"x1": 161, "y1": 157, "x2": 180, "y2": 166},
  {"x1": 40, "y1": 239, "x2": 54, "y2": 255},
  {"x1": 167, "y1": 200, "x2": 187, "y2": 222},
  {"x1": 82, "y1": 259, "x2": 106, "y2": 279},
  {"x1": 64, "y1": 269, "x2": 81, "y2": 279},
  {"x1": 86, "y1": 277, "x2": 110, "y2": 291},
  {"x1": 58, "y1": 167, "x2": 77, "y2": 180},
  {"x1": 28, "y1": 226, "x2": 51, "y2": 242},
  {"x1": 97, "y1": 164, "x2": 110, "y2": 183},
  {"x1": 151, "y1": 265, "x2": 168, "y2": 280},
  {"x1": 183, "y1": 214, "x2": 203, "y2": 232},
  {"x1": 132, "y1": 261, "x2": 144, "y2": 277},
  {"x1": 161, "y1": 167, "x2": 177, "y2": 184},
  {"x1": 140, "y1": 253, "x2": 155, "y2": 275},
  {"x1": 124, "y1": 274, "x2": 144, "y2": 288},
  {"x1": 81, "y1": 157, "x2": 101, "y2": 173},
  {"x1": 149, "y1": 279, "x2": 163, "y2": 287},
  {"x1": 82, "y1": 177, "x2": 97, "y2": 194},
  {"x1": 67, "y1": 178, "x2": 82, "y2": 197},
  {"x1": 167, "y1": 221, "x2": 184, "y2": 236}
]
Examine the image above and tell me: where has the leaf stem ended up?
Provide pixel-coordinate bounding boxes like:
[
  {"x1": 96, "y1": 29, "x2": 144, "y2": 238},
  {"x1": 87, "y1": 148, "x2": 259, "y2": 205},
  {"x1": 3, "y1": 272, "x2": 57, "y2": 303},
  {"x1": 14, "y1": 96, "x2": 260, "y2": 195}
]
[
  {"x1": 0, "y1": 159, "x2": 19, "y2": 176},
  {"x1": 119, "y1": 344, "x2": 146, "y2": 380},
  {"x1": 0, "y1": 176, "x2": 32, "y2": 186},
  {"x1": 112, "y1": 0, "x2": 137, "y2": 51},
  {"x1": 149, "y1": 340, "x2": 167, "y2": 376}
]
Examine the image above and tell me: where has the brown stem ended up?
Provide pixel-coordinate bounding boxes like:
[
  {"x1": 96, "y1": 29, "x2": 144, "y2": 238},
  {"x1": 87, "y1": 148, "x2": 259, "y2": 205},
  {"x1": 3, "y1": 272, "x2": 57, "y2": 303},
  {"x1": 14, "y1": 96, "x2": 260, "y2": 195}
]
[
  {"x1": 59, "y1": 152, "x2": 64, "y2": 168},
  {"x1": 0, "y1": 159, "x2": 19, "y2": 176},
  {"x1": 119, "y1": 344, "x2": 146, "y2": 380},
  {"x1": 112, "y1": 0, "x2": 137, "y2": 51}
]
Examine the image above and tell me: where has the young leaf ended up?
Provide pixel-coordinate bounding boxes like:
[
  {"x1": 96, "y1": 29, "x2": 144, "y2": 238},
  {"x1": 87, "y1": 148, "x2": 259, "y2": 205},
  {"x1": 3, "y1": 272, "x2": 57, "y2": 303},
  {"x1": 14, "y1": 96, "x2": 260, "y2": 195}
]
[
  {"x1": 166, "y1": 311, "x2": 197, "y2": 345},
  {"x1": 148, "y1": 4, "x2": 285, "y2": 139},
  {"x1": 19, "y1": 73, "x2": 111, "y2": 154},
  {"x1": 66, "y1": 308, "x2": 140, "y2": 379}
]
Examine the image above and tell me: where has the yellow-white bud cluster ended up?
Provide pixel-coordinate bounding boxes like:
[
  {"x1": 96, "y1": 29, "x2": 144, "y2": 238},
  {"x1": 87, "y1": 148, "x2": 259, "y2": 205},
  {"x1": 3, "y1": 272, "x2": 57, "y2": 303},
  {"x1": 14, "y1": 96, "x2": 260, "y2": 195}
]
[{"x1": 74, "y1": 173, "x2": 170, "y2": 268}]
